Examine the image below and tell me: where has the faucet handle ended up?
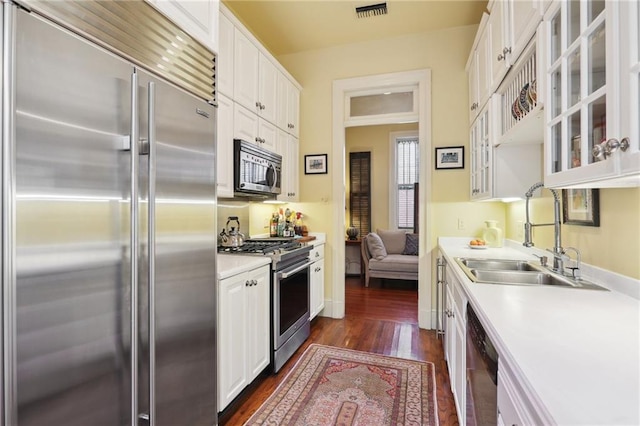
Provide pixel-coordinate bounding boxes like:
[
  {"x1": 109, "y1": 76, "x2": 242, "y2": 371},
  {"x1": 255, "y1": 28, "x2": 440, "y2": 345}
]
[
  {"x1": 566, "y1": 266, "x2": 581, "y2": 280},
  {"x1": 562, "y1": 247, "x2": 582, "y2": 279}
]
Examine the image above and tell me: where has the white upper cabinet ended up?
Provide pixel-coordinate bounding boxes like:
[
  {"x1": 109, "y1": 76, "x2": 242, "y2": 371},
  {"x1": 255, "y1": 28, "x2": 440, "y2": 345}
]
[
  {"x1": 233, "y1": 29, "x2": 279, "y2": 124},
  {"x1": 218, "y1": 3, "x2": 302, "y2": 194},
  {"x1": 147, "y1": 0, "x2": 219, "y2": 54},
  {"x1": 487, "y1": 0, "x2": 542, "y2": 91},
  {"x1": 508, "y1": 0, "x2": 542, "y2": 61},
  {"x1": 467, "y1": 13, "x2": 491, "y2": 123},
  {"x1": 216, "y1": 94, "x2": 234, "y2": 198},
  {"x1": 217, "y1": 12, "x2": 234, "y2": 97},
  {"x1": 488, "y1": 0, "x2": 510, "y2": 87},
  {"x1": 233, "y1": 103, "x2": 277, "y2": 152},
  {"x1": 258, "y1": 53, "x2": 278, "y2": 124},
  {"x1": 233, "y1": 28, "x2": 260, "y2": 112},
  {"x1": 277, "y1": 129, "x2": 299, "y2": 202},
  {"x1": 277, "y1": 73, "x2": 301, "y2": 137},
  {"x1": 617, "y1": 0, "x2": 640, "y2": 179},
  {"x1": 542, "y1": 0, "x2": 640, "y2": 188}
]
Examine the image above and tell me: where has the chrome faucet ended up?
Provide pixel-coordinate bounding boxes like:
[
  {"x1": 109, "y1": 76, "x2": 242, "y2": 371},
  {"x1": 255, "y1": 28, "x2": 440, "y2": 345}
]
[{"x1": 523, "y1": 182, "x2": 564, "y2": 273}]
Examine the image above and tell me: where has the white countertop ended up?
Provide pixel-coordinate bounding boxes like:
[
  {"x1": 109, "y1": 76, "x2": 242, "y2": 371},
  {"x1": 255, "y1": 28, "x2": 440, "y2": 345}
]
[
  {"x1": 438, "y1": 237, "x2": 640, "y2": 425},
  {"x1": 216, "y1": 253, "x2": 270, "y2": 280}
]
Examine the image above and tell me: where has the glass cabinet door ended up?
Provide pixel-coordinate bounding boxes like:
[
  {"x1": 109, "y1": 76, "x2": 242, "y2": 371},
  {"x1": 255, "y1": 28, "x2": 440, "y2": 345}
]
[
  {"x1": 618, "y1": 0, "x2": 640, "y2": 176},
  {"x1": 470, "y1": 103, "x2": 492, "y2": 200},
  {"x1": 544, "y1": 0, "x2": 616, "y2": 186}
]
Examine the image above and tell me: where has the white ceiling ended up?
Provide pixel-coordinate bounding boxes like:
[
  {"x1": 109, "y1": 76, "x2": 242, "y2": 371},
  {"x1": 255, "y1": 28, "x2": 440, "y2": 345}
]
[{"x1": 222, "y1": 0, "x2": 488, "y2": 56}]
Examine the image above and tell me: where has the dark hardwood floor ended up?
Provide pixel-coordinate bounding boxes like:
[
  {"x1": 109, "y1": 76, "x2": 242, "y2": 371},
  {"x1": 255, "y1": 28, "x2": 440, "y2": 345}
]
[{"x1": 219, "y1": 276, "x2": 459, "y2": 425}]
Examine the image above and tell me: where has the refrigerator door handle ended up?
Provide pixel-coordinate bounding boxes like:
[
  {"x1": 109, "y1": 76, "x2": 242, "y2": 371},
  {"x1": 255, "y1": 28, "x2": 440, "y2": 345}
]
[
  {"x1": 147, "y1": 81, "x2": 157, "y2": 426},
  {"x1": 130, "y1": 70, "x2": 140, "y2": 426}
]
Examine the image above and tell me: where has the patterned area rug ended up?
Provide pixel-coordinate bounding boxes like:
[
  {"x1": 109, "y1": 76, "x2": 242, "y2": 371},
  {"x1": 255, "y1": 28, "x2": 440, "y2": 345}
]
[{"x1": 244, "y1": 344, "x2": 438, "y2": 425}]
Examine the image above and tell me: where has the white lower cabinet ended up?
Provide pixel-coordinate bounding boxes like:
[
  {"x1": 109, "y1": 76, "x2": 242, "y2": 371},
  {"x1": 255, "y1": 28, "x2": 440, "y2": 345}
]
[
  {"x1": 444, "y1": 266, "x2": 466, "y2": 421},
  {"x1": 309, "y1": 243, "x2": 325, "y2": 319},
  {"x1": 217, "y1": 264, "x2": 270, "y2": 411},
  {"x1": 498, "y1": 360, "x2": 540, "y2": 426}
]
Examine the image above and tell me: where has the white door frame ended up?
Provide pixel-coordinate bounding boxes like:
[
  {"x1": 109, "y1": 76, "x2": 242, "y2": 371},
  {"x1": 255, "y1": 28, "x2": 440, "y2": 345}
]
[{"x1": 330, "y1": 69, "x2": 433, "y2": 329}]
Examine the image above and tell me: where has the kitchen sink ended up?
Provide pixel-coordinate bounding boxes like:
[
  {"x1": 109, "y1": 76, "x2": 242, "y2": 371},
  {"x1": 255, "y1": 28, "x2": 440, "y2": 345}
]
[
  {"x1": 457, "y1": 258, "x2": 542, "y2": 272},
  {"x1": 454, "y1": 257, "x2": 607, "y2": 291}
]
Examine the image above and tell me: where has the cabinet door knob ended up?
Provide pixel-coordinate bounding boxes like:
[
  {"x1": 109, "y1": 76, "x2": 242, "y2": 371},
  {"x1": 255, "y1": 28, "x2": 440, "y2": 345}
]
[
  {"x1": 605, "y1": 137, "x2": 630, "y2": 155},
  {"x1": 592, "y1": 141, "x2": 609, "y2": 160},
  {"x1": 620, "y1": 137, "x2": 630, "y2": 152}
]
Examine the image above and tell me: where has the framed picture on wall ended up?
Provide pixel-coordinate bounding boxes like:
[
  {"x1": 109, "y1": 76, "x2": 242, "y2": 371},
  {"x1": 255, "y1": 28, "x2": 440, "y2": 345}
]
[
  {"x1": 304, "y1": 154, "x2": 328, "y2": 174},
  {"x1": 435, "y1": 146, "x2": 464, "y2": 169},
  {"x1": 562, "y1": 188, "x2": 600, "y2": 227}
]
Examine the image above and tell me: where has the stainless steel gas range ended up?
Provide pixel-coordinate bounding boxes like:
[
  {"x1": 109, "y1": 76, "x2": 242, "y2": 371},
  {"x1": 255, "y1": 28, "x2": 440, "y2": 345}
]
[{"x1": 218, "y1": 238, "x2": 312, "y2": 373}]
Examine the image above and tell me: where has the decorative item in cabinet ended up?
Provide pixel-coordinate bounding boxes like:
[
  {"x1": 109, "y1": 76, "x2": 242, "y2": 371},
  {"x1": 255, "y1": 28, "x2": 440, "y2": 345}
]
[{"x1": 497, "y1": 38, "x2": 543, "y2": 145}]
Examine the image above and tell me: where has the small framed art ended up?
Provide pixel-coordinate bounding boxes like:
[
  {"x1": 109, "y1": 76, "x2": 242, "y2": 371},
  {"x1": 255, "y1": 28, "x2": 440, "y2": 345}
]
[
  {"x1": 562, "y1": 188, "x2": 600, "y2": 227},
  {"x1": 435, "y1": 146, "x2": 464, "y2": 170},
  {"x1": 304, "y1": 154, "x2": 328, "y2": 174}
]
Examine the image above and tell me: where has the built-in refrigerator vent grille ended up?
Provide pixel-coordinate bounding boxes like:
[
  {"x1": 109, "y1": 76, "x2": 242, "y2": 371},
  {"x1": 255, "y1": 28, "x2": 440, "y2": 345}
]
[
  {"x1": 21, "y1": 0, "x2": 216, "y2": 103},
  {"x1": 355, "y1": 2, "x2": 388, "y2": 18}
]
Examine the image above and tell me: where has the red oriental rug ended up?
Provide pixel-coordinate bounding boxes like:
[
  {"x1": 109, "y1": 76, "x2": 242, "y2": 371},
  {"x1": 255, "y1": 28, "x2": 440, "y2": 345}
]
[{"x1": 244, "y1": 344, "x2": 439, "y2": 426}]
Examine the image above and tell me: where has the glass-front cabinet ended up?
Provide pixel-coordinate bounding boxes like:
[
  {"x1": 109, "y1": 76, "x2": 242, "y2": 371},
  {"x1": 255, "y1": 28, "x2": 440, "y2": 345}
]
[
  {"x1": 543, "y1": 0, "x2": 640, "y2": 187},
  {"x1": 470, "y1": 101, "x2": 492, "y2": 200},
  {"x1": 618, "y1": 0, "x2": 640, "y2": 178}
]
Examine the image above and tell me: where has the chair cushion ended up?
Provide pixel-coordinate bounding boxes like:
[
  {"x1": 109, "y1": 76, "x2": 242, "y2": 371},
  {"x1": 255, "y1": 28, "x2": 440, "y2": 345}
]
[
  {"x1": 403, "y1": 233, "x2": 419, "y2": 255},
  {"x1": 377, "y1": 229, "x2": 408, "y2": 254},
  {"x1": 369, "y1": 254, "x2": 418, "y2": 273},
  {"x1": 366, "y1": 233, "x2": 387, "y2": 260}
]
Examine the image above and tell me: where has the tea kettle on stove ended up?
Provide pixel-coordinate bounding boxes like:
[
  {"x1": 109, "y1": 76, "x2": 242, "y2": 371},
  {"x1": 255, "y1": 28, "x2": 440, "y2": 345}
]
[{"x1": 220, "y1": 216, "x2": 245, "y2": 248}]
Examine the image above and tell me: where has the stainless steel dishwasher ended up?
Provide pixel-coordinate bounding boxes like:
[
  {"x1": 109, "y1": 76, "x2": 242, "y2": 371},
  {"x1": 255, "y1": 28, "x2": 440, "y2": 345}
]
[{"x1": 466, "y1": 305, "x2": 499, "y2": 426}]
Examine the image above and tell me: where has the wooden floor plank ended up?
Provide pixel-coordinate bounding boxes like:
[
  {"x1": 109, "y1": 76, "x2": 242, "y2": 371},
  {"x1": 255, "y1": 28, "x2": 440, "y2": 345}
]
[{"x1": 219, "y1": 276, "x2": 459, "y2": 425}]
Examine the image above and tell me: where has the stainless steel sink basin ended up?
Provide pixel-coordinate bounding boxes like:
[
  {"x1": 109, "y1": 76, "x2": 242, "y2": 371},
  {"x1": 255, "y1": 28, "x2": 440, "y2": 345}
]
[
  {"x1": 458, "y1": 258, "x2": 542, "y2": 272},
  {"x1": 470, "y1": 269, "x2": 571, "y2": 286},
  {"x1": 454, "y1": 257, "x2": 607, "y2": 291}
]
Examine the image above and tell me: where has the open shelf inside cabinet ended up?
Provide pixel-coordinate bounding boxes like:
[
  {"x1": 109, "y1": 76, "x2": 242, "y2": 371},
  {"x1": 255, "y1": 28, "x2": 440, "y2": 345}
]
[{"x1": 497, "y1": 38, "x2": 543, "y2": 146}]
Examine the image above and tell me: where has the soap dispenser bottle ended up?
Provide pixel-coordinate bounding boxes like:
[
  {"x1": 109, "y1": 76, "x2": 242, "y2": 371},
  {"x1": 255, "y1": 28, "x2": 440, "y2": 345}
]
[{"x1": 482, "y1": 220, "x2": 503, "y2": 247}]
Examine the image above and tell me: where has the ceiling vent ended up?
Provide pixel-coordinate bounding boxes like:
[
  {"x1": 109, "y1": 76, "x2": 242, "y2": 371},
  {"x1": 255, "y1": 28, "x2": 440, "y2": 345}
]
[{"x1": 355, "y1": 2, "x2": 388, "y2": 18}]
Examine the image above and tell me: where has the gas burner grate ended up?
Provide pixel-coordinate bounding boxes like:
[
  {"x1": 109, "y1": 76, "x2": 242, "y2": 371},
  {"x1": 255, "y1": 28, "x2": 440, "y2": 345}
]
[{"x1": 217, "y1": 238, "x2": 302, "y2": 255}]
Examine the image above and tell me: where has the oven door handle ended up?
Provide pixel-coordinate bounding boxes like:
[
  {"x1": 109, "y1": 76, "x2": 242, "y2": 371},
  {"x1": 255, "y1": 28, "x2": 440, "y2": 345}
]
[{"x1": 277, "y1": 260, "x2": 312, "y2": 279}]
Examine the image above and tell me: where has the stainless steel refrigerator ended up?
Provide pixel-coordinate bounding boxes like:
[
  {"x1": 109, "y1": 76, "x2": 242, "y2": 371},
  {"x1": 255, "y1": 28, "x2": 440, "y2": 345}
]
[{"x1": 2, "y1": 4, "x2": 217, "y2": 425}]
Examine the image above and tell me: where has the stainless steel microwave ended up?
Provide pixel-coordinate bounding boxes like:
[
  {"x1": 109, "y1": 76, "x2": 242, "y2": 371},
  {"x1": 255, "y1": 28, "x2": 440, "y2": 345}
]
[{"x1": 233, "y1": 139, "x2": 282, "y2": 199}]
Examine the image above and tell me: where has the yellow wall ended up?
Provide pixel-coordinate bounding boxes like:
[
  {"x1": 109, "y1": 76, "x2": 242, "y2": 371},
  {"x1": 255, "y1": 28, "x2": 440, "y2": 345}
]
[
  {"x1": 275, "y1": 25, "x2": 495, "y2": 299},
  {"x1": 345, "y1": 124, "x2": 418, "y2": 232},
  {"x1": 506, "y1": 187, "x2": 640, "y2": 279}
]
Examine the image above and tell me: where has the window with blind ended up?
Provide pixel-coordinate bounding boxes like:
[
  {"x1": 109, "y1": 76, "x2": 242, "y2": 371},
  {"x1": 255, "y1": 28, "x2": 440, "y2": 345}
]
[
  {"x1": 392, "y1": 134, "x2": 419, "y2": 230},
  {"x1": 349, "y1": 152, "x2": 371, "y2": 238}
]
